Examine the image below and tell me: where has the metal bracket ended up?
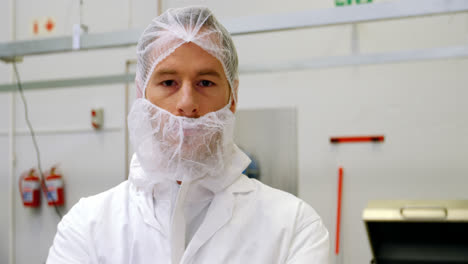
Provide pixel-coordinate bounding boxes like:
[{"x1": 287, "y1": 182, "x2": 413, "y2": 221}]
[
  {"x1": 0, "y1": 56, "x2": 23, "y2": 64},
  {"x1": 0, "y1": 73, "x2": 135, "y2": 92}
]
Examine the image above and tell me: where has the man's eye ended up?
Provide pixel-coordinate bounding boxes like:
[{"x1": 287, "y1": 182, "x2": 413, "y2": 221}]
[
  {"x1": 198, "y1": 80, "x2": 214, "y2": 87},
  {"x1": 161, "y1": 80, "x2": 176, "y2": 87}
]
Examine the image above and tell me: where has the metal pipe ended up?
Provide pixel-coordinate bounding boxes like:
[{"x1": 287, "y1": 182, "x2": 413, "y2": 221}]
[
  {"x1": 157, "y1": 0, "x2": 162, "y2": 16},
  {"x1": 124, "y1": 60, "x2": 136, "y2": 180},
  {"x1": 351, "y1": 24, "x2": 359, "y2": 55},
  {"x1": 0, "y1": 126, "x2": 122, "y2": 136},
  {"x1": 239, "y1": 44, "x2": 468, "y2": 74},
  {"x1": 0, "y1": 73, "x2": 135, "y2": 92},
  {"x1": 128, "y1": 0, "x2": 133, "y2": 29},
  {"x1": 9, "y1": 0, "x2": 16, "y2": 263},
  {"x1": 8, "y1": 83, "x2": 16, "y2": 264}
]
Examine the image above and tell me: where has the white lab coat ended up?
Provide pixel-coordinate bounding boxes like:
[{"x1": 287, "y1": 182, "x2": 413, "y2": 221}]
[{"x1": 47, "y1": 157, "x2": 330, "y2": 264}]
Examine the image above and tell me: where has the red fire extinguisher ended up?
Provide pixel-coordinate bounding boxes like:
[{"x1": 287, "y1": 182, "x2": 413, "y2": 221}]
[
  {"x1": 44, "y1": 167, "x2": 65, "y2": 206},
  {"x1": 19, "y1": 169, "x2": 41, "y2": 207}
]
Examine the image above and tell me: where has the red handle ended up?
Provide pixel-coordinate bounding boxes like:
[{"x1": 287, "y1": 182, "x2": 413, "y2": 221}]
[
  {"x1": 330, "y1": 135, "x2": 384, "y2": 144},
  {"x1": 335, "y1": 167, "x2": 343, "y2": 255}
]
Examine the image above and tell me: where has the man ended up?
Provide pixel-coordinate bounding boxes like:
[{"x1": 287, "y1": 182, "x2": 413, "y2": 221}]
[{"x1": 47, "y1": 6, "x2": 329, "y2": 264}]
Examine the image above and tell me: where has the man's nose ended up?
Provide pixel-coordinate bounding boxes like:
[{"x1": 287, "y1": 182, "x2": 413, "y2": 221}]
[{"x1": 176, "y1": 83, "x2": 199, "y2": 117}]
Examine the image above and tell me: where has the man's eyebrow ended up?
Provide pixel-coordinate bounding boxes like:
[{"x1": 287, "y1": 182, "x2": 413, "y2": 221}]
[
  {"x1": 197, "y1": 70, "x2": 222, "y2": 78},
  {"x1": 153, "y1": 68, "x2": 222, "y2": 78},
  {"x1": 154, "y1": 68, "x2": 177, "y2": 75}
]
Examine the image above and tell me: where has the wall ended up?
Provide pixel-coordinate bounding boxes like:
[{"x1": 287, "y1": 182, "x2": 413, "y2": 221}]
[
  {"x1": 235, "y1": 108, "x2": 298, "y2": 196},
  {"x1": 233, "y1": 13, "x2": 468, "y2": 264},
  {"x1": 1, "y1": 0, "x2": 468, "y2": 263}
]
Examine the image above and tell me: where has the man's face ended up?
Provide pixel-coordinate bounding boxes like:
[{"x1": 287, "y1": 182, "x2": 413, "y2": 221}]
[{"x1": 146, "y1": 42, "x2": 236, "y2": 117}]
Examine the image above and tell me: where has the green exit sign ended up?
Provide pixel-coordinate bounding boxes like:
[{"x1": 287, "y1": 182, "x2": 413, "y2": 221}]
[{"x1": 335, "y1": 0, "x2": 373, "y2": 6}]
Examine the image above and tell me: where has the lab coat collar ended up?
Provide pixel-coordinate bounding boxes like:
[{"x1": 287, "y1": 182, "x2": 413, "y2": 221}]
[
  {"x1": 227, "y1": 173, "x2": 256, "y2": 194},
  {"x1": 195, "y1": 144, "x2": 252, "y2": 194},
  {"x1": 129, "y1": 183, "x2": 165, "y2": 235},
  {"x1": 180, "y1": 175, "x2": 256, "y2": 263},
  {"x1": 181, "y1": 189, "x2": 234, "y2": 263}
]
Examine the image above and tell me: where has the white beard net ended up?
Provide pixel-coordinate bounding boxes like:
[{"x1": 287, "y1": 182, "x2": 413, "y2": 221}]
[{"x1": 128, "y1": 98, "x2": 247, "y2": 191}]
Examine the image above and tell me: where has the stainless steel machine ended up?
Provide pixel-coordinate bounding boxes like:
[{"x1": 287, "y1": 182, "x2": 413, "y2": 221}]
[{"x1": 363, "y1": 200, "x2": 468, "y2": 264}]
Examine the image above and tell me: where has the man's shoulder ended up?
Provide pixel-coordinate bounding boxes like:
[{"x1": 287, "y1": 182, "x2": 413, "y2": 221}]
[
  {"x1": 65, "y1": 181, "x2": 130, "y2": 223},
  {"x1": 232, "y1": 176, "x2": 321, "y2": 223},
  {"x1": 82, "y1": 180, "x2": 129, "y2": 204}
]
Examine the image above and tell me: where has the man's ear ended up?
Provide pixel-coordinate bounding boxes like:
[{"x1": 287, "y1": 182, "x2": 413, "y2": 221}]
[{"x1": 230, "y1": 80, "x2": 239, "y2": 113}]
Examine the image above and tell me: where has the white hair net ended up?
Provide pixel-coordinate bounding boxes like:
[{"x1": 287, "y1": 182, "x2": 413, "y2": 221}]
[{"x1": 135, "y1": 6, "x2": 239, "y2": 102}]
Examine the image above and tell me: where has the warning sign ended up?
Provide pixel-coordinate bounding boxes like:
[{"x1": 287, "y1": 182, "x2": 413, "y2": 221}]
[
  {"x1": 31, "y1": 17, "x2": 56, "y2": 36},
  {"x1": 45, "y1": 18, "x2": 55, "y2": 33},
  {"x1": 32, "y1": 19, "x2": 39, "y2": 35}
]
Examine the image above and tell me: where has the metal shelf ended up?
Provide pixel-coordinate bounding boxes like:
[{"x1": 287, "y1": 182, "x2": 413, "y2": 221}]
[{"x1": 1, "y1": 0, "x2": 467, "y2": 60}]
